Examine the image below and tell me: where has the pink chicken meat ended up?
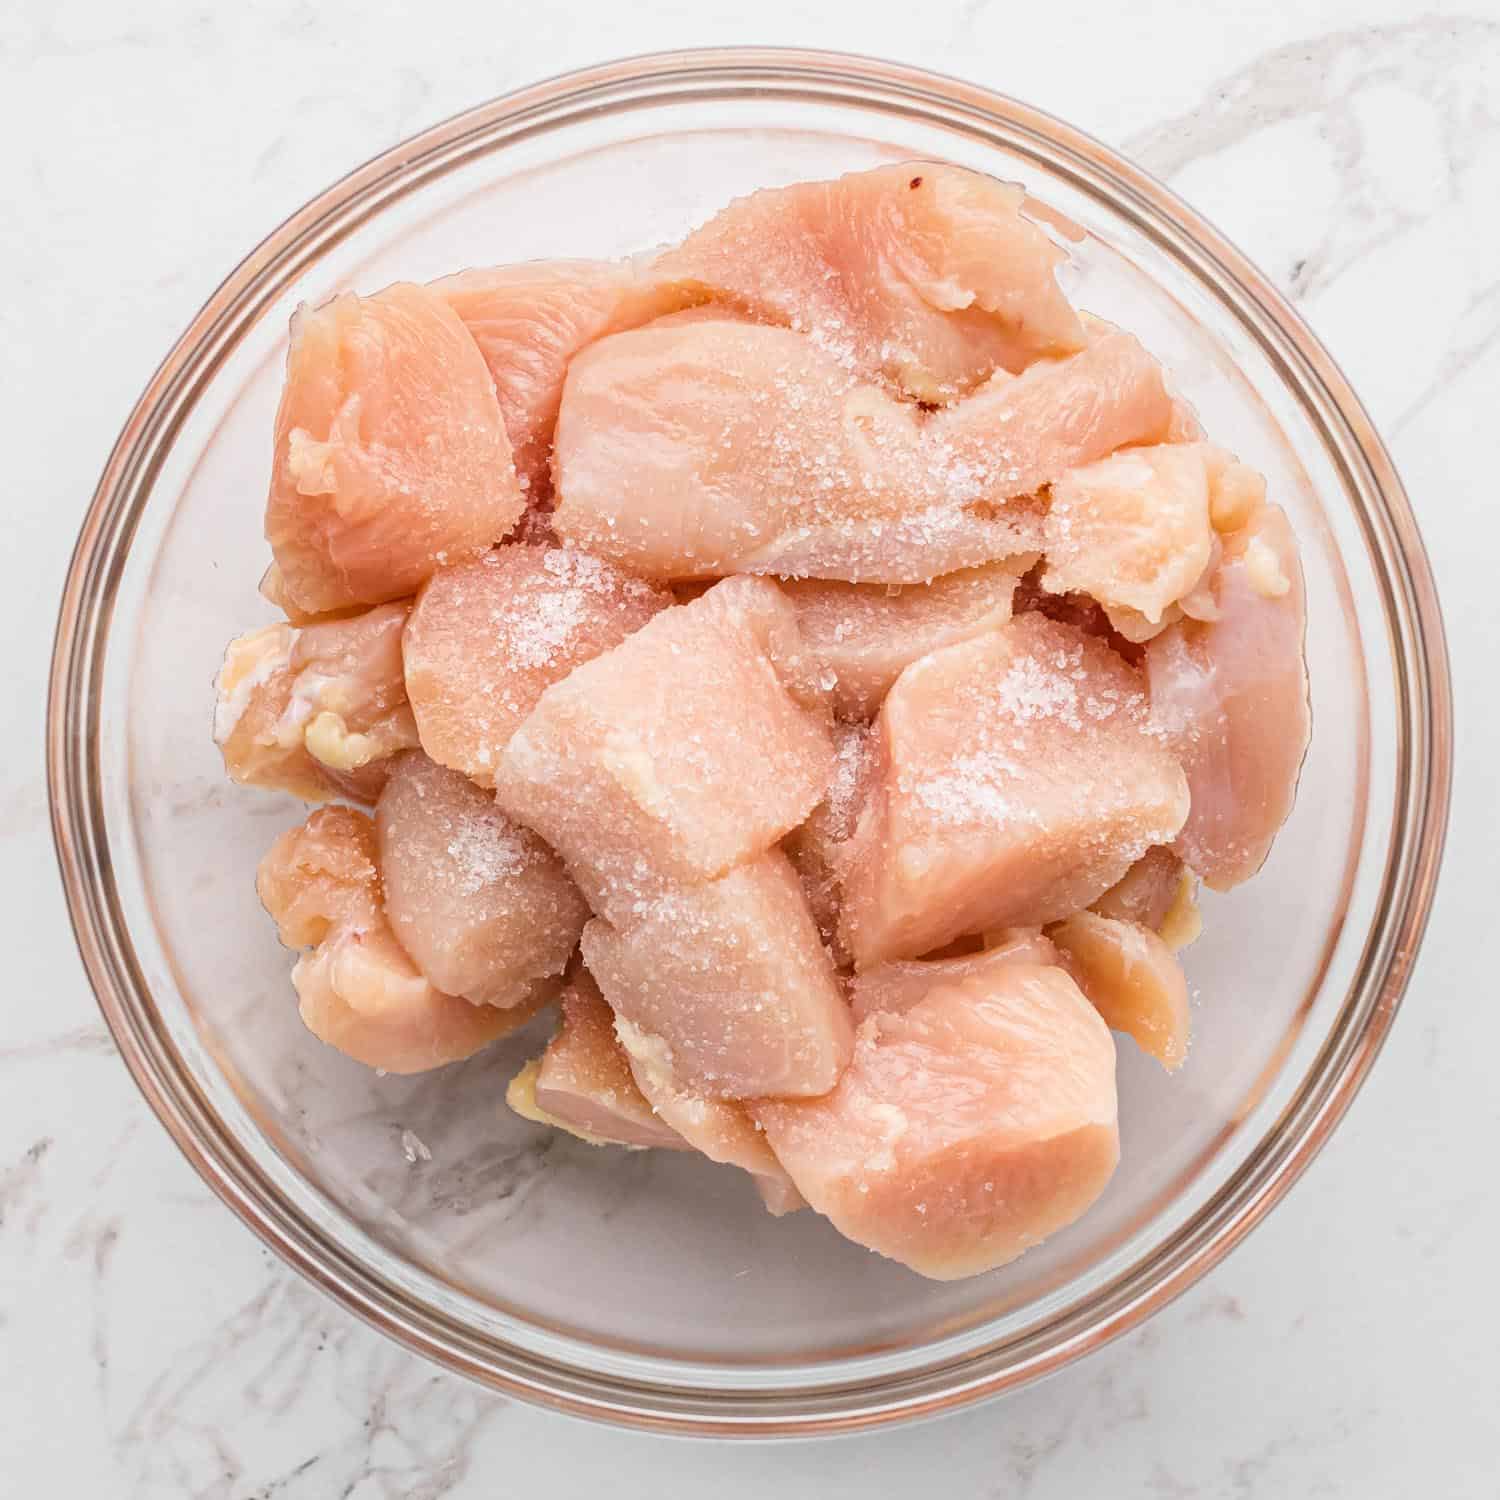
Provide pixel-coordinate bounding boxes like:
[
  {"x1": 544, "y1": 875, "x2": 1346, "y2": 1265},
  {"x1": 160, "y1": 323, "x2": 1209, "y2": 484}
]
[
  {"x1": 654, "y1": 163, "x2": 1085, "y2": 400},
  {"x1": 434, "y1": 258, "x2": 697, "y2": 500},
  {"x1": 493, "y1": 576, "x2": 834, "y2": 910},
  {"x1": 232, "y1": 158, "x2": 1313, "y2": 1275},
  {"x1": 264, "y1": 282, "x2": 523, "y2": 615},
  {"x1": 582, "y1": 851, "x2": 852, "y2": 1100},
  {"x1": 214, "y1": 602, "x2": 418, "y2": 803},
  {"x1": 1048, "y1": 911, "x2": 1190, "y2": 1070},
  {"x1": 839, "y1": 612, "x2": 1189, "y2": 965},
  {"x1": 849, "y1": 931, "x2": 1060, "y2": 1023},
  {"x1": 753, "y1": 963, "x2": 1118, "y2": 1279},
  {"x1": 257, "y1": 807, "x2": 536, "y2": 1073},
  {"x1": 618, "y1": 1020, "x2": 805, "y2": 1214},
  {"x1": 783, "y1": 721, "x2": 876, "y2": 961},
  {"x1": 551, "y1": 316, "x2": 1172, "y2": 583},
  {"x1": 508, "y1": 968, "x2": 686, "y2": 1151},
  {"x1": 1146, "y1": 504, "x2": 1309, "y2": 890},
  {"x1": 375, "y1": 751, "x2": 587, "y2": 1008},
  {"x1": 402, "y1": 543, "x2": 669, "y2": 786},
  {"x1": 781, "y1": 558, "x2": 1031, "y2": 721}
]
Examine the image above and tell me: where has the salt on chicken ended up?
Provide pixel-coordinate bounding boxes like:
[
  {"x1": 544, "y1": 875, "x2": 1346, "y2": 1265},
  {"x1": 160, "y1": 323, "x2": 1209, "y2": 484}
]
[
  {"x1": 375, "y1": 750, "x2": 587, "y2": 1008},
  {"x1": 232, "y1": 159, "x2": 1314, "y2": 1278},
  {"x1": 839, "y1": 612, "x2": 1190, "y2": 966},
  {"x1": 781, "y1": 557, "x2": 1032, "y2": 721},
  {"x1": 551, "y1": 316, "x2": 1172, "y2": 583},
  {"x1": 402, "y1": 543, "x2": 669, "y2": 786},
  {"x1": 654, "y1": 163, "x2": 1085, "y2": 400},
  {"x1": 581, "y1": 851, "x2": 852, "y2": 1101},
  {"x1": 753, "y1": 963, "x2": 1118, "y2": 1280},
  {"x1": 492, "y1": 575, "x2": 834, "y2": 910},
  {"x1": 257, "y1": 807, "x2": 537, "y2": 1073},
  {"x1": 434, "y1": 258, "x2": 699, "y2": 501}
]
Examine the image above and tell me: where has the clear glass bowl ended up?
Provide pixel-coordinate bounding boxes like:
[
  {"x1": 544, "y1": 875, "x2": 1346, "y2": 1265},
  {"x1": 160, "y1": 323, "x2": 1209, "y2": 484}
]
[{"x1": 48, "y1": 49, "x2": 1451, "y2": 1434}]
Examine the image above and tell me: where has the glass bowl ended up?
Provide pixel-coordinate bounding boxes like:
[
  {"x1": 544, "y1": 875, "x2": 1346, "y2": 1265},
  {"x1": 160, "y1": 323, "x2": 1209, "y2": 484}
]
[{"x1": 48, "y1": 48, "x2": 1451, "y2": 1435}]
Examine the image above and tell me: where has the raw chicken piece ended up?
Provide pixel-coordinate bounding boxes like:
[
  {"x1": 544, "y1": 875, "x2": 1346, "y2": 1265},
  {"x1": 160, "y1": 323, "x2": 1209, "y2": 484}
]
[
  {"x1": 782, "y1": 557, "x2": 1031, "y2": 720},
  {"x1": 265, "y1": 282, "x2": 522, "y2": 614},
  {"x1": 216, "y1": 624, "x2": 334, "y2": 802},
  {"x1": 752, "y1": 964, "x2": 1118, "y2": 1279},
  {"x1": 1091, "y1": 846, "x2": 1202, "y2": 951},
  {"x1": 214, "y1": 603, "x2": 418, "y2": 803},
  {"x1": 1207, "y1": 455, "x2": 1268, "y2": 534},
  {"x1": 1041, "y1": 443, "x2": 1218, "y2": 626},
  {"x1": 507, "y1": 969, "x2": 685, "y2": 1150},
  {"x1": 1048, "y1": 911, "x2": 1190, "y2": 1071},
  {"x1": 783, "y1": 722, "x2": 876, "y2": 962},
  {"x1": 1092, "y1": 846, "x2": 1186, "y2": 931},
  {"x1": 288, "y1": 602, "x2": 418, "y2": 773},
  {"x1": 434, "y1": 259, "x2": 697, "y2": 500},
  {"x1": 849, "y1": 930, "x2": 1059, "y2": 1022},
  {"x1": 655, "y1": 164, "x2": 1084, "y2": 400},
  {"x1": 617, "y1": 1017, "x2": 804, "y2": 1214},
  {"x1": 257, "y1": 562, "x2": 363, "y2": 626},
  {"x1": 256, "y1": 804, "x2": 380, "y2": 945},
  {"x1": 551, "y1": 317, "x2": 1172, "y2": 583},
  {"x1": 375, "y1": 751, "x2": 587, "y2": 1007},
  {"x1": 1146, "y1": 504, "x2": 1309, "y2": 890},
  {"x1": 580, "y1": 851, "x2": 852, "y2": 1100},
  {"x1": 840, "y1": 613, "x2": 1189, "y2": 966},
  {"x1": 1164, "y1": 395, "x2": 1206, "y2": 443},
  {"x1": 493, "y1": 576, "x2": 834, "y2": 907},
  {"x1": 403, "y1": 544, "x2": 669, "y2": 786},
  {"x1": 257, "y1": 807, "x2": 532, "y2": 1073}
]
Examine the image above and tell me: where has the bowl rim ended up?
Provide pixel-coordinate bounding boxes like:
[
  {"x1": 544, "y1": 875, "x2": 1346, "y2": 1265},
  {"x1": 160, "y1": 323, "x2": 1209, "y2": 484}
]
[{"x1": 47, "y1": 46, "x2": 1453, "y2": 1435}]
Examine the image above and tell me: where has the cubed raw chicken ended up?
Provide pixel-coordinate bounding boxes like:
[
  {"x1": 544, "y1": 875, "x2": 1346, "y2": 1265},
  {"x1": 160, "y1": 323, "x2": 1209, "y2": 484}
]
[
  {"x1": 1041, "y1": 443, "x2": 1218, "y2": 628},
  {"x1": 782, "y1": 557, "x2": 1031, "y2": 720},
  {"x1": 616, "y1": 1016, "x2": 805, "y2": 1214},
  {"x1": 1048, "y1": 911, "x2": 1190, "y2": 1070},
  {"x1": 1091, "y1": 846, "x2": 1201, "y2": 951},
  {"x1": 849, "y1": 929, "x2": 1059, "y2": 1022},
  {"x1": 580, "y1": 851, "x2": 852, "y2": 1100},
  {"x1": 840, "y1": 613, "x2": 1190, "y2": 965},
  {"x1": 507, "y1": 968, "x2": 685, "y2": 1150},
  {"x1": 655, "y1": 164, "x2": 1084, "y2": 400},
  {"x1": 264, "y1": 283, "x2": 523, "y2": 614},
  {"x1": 214, "y1": 602, "x2": 419, "y2": 803},
  {"x1": 551, "y1": 316, "x2": 1172, "y2": 583},
  {"x1": 493, "y1": 576, "x2": 834, "y2": 907},
  {"x1": 434, "y1": 259, "x2": 697, "y2": 500},
  {"x1": 375, "y1": 751, "x2": 587, "y2": 1007},
  {"x1": 1050, "y1": 906, "x2": 1188, "y2": 1074},
  {"x1": 216, "y1": 624, "x2": 338, "y2": 803},
  {"x1": 752, "y1": 963, "x2": 1118, "y2": 1279},
  {"x1": 783, "y1": 721, "x2": 876, "y2": 961},
  {"x1": 257, "y1": 807, "x2": 533, "y2": 1073},
  {"x1": 1165, "y1": 395, "x2": 1206, "y2": 443},
  {"x1": 402, "y1": 543, "x2": 669, "y2": 786},
  {"x1": 1146, "y1": 504, "x2": 1309, "y2": 890}
]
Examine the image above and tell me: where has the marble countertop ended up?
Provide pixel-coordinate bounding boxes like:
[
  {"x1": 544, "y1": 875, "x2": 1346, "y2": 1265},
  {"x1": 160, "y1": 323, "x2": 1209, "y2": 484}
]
[{"x1": 3, "y1": 1, "x2": 1495, "y2": 1493}]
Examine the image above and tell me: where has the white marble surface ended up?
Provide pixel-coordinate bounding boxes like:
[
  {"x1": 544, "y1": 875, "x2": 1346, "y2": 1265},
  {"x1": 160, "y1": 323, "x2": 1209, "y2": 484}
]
[{"x1": 3, "y1": 0, "x2": 1496, "y2": 1493}]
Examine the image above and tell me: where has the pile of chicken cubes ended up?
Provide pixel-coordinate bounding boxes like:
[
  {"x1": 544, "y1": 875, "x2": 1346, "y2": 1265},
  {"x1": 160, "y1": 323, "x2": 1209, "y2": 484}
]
[{"x1": 216, "y1": 165, "x2": 1309, "y2": 1280}]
